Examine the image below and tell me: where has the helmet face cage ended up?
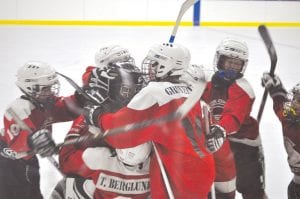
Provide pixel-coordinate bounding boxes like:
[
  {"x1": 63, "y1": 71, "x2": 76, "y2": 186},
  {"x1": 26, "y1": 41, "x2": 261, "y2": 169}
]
[
  {"x1": 33, "y1": 81, "x2": 60, "y2": 100},
  {"x1": 217, "y1": 55, "x2": 245, "y2": 73},
  {"x1": 16, "y1": 62, "x2": 60, "y2": 105},
  {"x1": 141, "y1": 57, "x2": 159, "y2": 83},
  {"x1": 214, "y1": 38, "x2": 249, "y2": 75}
]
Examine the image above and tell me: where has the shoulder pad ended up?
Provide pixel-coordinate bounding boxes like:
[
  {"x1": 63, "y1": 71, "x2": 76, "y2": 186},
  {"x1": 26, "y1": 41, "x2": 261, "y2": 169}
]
[
  {"x1": 236, "y1": 78, "x2": 255, "y2": 99},
  {"x1": 5, "y1": 98, "x2": 35, "y2": 121}
]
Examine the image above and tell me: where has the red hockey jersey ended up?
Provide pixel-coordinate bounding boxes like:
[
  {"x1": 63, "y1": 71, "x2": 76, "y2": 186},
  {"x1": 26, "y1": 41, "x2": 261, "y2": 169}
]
[
  {"x1": 97, "y1": 81, "x2": 215, "y2": 199},
  {"x1": 202, "y1": 78, "x2": 260, "y2": 143},
  {"x1": 272, "y1": 95, "x2": 300, "y2": 178},
  {"x1": 1, "y1": 95, "x2": 78, "y2": 159},
  {"x1": 60, "y1": 116, "x2": 151, "y2": 199}
]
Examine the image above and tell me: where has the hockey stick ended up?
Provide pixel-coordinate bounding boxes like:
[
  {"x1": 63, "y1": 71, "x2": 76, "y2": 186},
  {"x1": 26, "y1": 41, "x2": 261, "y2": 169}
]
[
  {"x1": 56, "y1": 72, "x2": 100, "y2": 105},
  {"x1": 152, "y1": 142, "x2": 175, "y2": 199},
  {"x1": 256, "y1": 25, "x2": 278, "y2": 124},
  {"x1": 6, "y1": 108, "x2": 62, "y2": 174},
  {"x1": 59, "y1": 80, "x2": 207, "y2": 148},
  {"x1": 203, "y1": 104, "x2": 216, "y2": 199},
  {"x1": 169, "y1": 0, "x2": 200, "y2": 43}
]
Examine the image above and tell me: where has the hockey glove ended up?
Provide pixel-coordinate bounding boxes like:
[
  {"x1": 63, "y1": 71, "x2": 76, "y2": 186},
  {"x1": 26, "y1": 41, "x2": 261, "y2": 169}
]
[
  {"x1": 205, "y1": 124, "x2": 226, "y2": 153},
  {"x1": 261, "y1": 72, "x2": 287, "y2": 98},
  {"x1": 83, "y1": 97, "x2": 122, "y2": 126},
  {"x1": 84, "y1": 68, "x2": 113, "y2": 104},
  {"x1": 83, "y1": 105, "x2": 106, "y2": 126},
  {"x1": 28, "y1": 129, "x2": 56, "y2": 157}
]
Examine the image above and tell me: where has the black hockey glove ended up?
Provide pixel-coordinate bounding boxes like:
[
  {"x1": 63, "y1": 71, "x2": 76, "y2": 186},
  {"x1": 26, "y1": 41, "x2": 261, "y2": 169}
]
[
  {"x1": 83, "y1": 105, "x2": 106, "y2": 126},
  {"x1": 28, "y1": 129, "x2": 56, "y2": 157},
  {"x1": 261, "y1": 72, "x2": 287, "y2": 98},
  {"x1": 83, "y1": 96, "x2": 123, "y2": 126},
  {"x1": 205, "y1": 124, "x2": 226, "y2": 153},
  {"x1": 84, "y1": 68, "x2": 112, "y2": 104}
]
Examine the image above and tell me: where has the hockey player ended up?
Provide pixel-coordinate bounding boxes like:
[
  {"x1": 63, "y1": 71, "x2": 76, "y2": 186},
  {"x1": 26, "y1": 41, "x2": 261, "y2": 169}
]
[
  {"x1": 0, "y1": 61, "x2": 80, "y2": 199},
  {"x1": 59, "y1": 128, "x2": 151, "y2": 199},
  {"x1": 75, "y1": 45, "x2": 137, "y2": 107},
  {"x1": 84, "y1": 43, "x2": 215, "y2": 199},
  {"x1": 262, "y1": 73, "x2": 300, "y2": 199},
  {"x1": 201, "y1": 38, "x2": 267, "y2": 199},
  {"x1": 82, "y1": 45, "x2": 135, "y2": 87},
  {"x1": 50, "y1": 50, "x2": 146, "y2": 198}
]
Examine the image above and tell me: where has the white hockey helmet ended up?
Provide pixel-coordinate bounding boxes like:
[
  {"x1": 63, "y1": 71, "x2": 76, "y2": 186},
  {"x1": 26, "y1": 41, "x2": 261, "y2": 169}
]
[
  {"x1": 94, "y1": 45, "x2": 134, "y2": 69},
  {"x1": 116, "y1": 142, "x2": 152, "y2": 166},
  {"x1": 141, "y1": 43, "x2": 191, "y2": 82},
  {"x1": 16, "y1": 61, "x2": 60, "y2": 100},
  {"x1": 213, "y1": 38, "x2": 249, "y2": 75},
  {"x1": 181, "y1": 64, "x2": 206, "y2": 84}
]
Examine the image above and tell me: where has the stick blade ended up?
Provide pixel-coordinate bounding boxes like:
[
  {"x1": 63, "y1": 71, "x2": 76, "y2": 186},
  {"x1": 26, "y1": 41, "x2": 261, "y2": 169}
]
[{"x1": 169, "y1": 0, "x2": 199, "y2": 43}]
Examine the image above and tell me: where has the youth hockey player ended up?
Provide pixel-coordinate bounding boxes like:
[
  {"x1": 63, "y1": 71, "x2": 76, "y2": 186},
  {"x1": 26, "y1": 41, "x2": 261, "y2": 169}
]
[
  {"x1": 82, "y1": 45, "x2": 135, "y2": 86},
  {"x1": 75, "y1": 45, "x2": 137, "y2": 106},
  {"x1": 262, "y1": 73, "x2": 300, "y2": 199},
  {"x1": 0, "y1": 61, "x2": 80, "y2": 199},
  {"x1": 201, "y1": 38, "x2": 267, "y2": 199},
  {"x1": 59, "y1": 134, "x2": 151, "y2": 198},
  {"x1": 84, "y1": 43, "x2": 215, "y2": 199},
  {"x1": 51, "y1": 51, "x2": 146, "y2": 198}
]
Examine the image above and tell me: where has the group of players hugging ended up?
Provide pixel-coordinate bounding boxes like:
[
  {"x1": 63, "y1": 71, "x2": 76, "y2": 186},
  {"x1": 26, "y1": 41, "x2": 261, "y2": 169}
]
[{"x1": 0, "y1": 38, "x2": 299, "y2": 199}]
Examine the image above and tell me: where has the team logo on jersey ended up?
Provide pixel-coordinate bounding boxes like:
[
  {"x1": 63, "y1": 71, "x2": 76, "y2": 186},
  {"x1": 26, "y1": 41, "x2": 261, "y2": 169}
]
[
  {"x1": 9, "y1": 124, "x2": 20, "y2": 137},
  {"x1": 2, "y1": 148, "x2": 17, "y2": 159},
  {"x1": 209, "y1": 99, "x2": 226, "y2": 122}
]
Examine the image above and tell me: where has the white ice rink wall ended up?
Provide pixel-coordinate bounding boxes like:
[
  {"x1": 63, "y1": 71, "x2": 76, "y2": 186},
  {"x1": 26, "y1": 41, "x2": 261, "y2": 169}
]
[{"x1": 0, "y1": 0, "x2": 299, "y2": 26}]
